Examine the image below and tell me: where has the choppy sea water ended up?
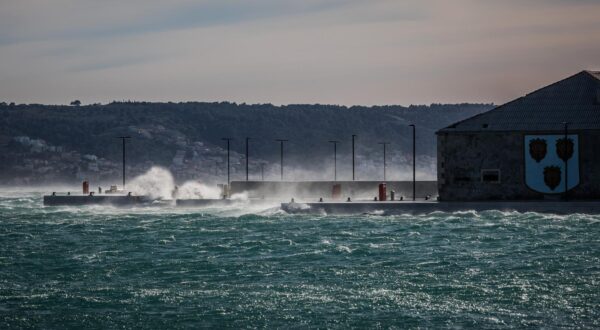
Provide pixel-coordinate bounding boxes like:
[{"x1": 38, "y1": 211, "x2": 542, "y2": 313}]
[{"x1": 1, "y1": 192, "x2": 599, "y2": 328}]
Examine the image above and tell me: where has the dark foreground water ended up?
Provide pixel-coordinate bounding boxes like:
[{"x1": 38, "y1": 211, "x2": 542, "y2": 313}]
[{"x1": 1, "y1": 192, "x2": 599, "y2": 328}]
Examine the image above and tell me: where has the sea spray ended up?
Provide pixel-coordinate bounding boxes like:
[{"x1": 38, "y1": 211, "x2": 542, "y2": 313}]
[
  {"x1": 128, "y1": 167, "x2": 222, "y2": 200},
  {"x1": 177, "y1": 181, "x2": 221, "y2": 199},
  {"x1": 128, "y1": 167, "x2": 175, "y2": 199},
  {"x1": 230, "y1": 191, "x2": 249, "y2": 201}
]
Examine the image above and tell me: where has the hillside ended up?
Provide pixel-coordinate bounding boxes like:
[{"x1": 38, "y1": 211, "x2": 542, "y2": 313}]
[{"x1": 0, "y1": 101, "x2": 493, "y2": 184}]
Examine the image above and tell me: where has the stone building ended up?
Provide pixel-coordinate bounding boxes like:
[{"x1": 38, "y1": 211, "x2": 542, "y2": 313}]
[{"x1": 437, "y1": 70, "x2": 600, "y2": 201}]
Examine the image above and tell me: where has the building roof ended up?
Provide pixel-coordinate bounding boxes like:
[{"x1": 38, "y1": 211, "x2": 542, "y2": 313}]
[{"x1": 438, "y1": 70, "x2": 600, "y2": 133}]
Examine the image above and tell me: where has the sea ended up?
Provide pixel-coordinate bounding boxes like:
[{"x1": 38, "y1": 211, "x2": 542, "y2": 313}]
[{"x1": 1, "y1": 191, "x2": 599, "y2": 328}]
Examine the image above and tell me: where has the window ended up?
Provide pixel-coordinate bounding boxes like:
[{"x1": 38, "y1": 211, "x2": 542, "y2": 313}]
[{"x1": 481, "y1": 169, "x2": 501, "y2": 183}]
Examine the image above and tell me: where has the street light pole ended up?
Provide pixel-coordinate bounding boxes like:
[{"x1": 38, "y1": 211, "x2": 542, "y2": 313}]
[
  {"x1": 116, "y1": 136, "x2": 131, "y2": 188},
  {"x1": 563, "y1": 122, "x2": 569, "y2": 201},
  {"x1": 245, "y1": 137, "x2": 251, "y2": 181},
  {"x1": 329, "y1": 140, "x2": 340, "y2": 181},
  {"x1": 378, "y1": 142, "x2": 390, "y2": 181},
  {"x1": 409, "y1": 124, "x2": 416, "y2": 201},
  {"x1": 275, "y1": 139, "x2": 288, "y2": 181},
  {"x1": 352, "y1": 135, "x2": 357, "y2": 181},
  {"x1": 222, "y1": 138, "x2": 232, "y2": 185}
]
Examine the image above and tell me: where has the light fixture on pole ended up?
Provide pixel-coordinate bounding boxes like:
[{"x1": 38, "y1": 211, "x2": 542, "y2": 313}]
[
  {"x1": 562, "y1": 122, "x2": 570, "y2": 201},
  {"x1": 221, "y1": 138, "x2": 232, "y2": 185},
  {"x1": 352, "y1": 134, "x2": 357, "y2": 181},
  {"x1": 245, "y1": 137, "x2": 252, "y2": 181},
  {"x1": 378, "y1": 142, "x2": 390, "y2": 181},
  {"x1": 409, "y1": 124, "x2": 416, "y2": 201},
  {"x1": 275, "y1": 139, "x2": 288, "y2": 181},
  {"x1": 329, "y1": 140, "x2": 340, "y2": 181},
  {"x1": 116, "y1": 136, "x2": 131, "y2": 188}
]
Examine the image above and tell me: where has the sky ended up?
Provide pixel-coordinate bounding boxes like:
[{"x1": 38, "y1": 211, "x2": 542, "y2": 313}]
[{"x1": 1, "y1": 0, "x2": 599, "y2": 106}]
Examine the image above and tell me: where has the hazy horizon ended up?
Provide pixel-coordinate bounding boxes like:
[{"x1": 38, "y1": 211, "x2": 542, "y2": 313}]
[{"x1": 1, "y1": 1, "x2": 599, "y2": 106}]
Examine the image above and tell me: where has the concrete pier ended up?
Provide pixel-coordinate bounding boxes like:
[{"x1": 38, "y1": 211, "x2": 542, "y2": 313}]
[
  {"x1": 281, "y1": 200, "x2": 600, "y2": 215},
  {"x1": 43, "y1": 194, "x2": 149, "y2": 206}
]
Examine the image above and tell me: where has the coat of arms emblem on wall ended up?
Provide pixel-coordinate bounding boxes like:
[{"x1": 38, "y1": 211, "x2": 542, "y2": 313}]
[{"x1": 524, "y1": 135, "x2": 579, "y2": 194}]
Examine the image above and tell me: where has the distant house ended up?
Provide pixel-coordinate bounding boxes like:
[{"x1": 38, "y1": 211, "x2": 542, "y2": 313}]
[{"x1": 437, "y1": 71, "x2": 600, "y2": 201}]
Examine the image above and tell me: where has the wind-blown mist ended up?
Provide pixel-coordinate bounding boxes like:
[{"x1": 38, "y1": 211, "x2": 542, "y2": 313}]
[
  {"x1": 127, "y1": 162, "x2": 436, "y2": 198},
  {"x1": 177, "y1": 180, "x2": 221, "y2": 200},
  {"x1": 128, "y1": 167, "x2": 220, "y2": 200},
  {"x1": 127, "y1": 167, "x2": 175, "y2": 200},
  {"x1": 265, "y1": 158, "x2": 436, "y2": 182}
]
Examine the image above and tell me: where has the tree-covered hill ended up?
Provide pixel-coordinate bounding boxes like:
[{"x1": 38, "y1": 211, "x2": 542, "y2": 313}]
[{"x1": 0, "y1": 101, "x2": 493, "y2": 183}]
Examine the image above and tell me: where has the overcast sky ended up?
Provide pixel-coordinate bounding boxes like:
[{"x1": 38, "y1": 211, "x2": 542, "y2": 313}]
[{"x1": 1, "y1": 0, "x2": 599, "y2": 106}]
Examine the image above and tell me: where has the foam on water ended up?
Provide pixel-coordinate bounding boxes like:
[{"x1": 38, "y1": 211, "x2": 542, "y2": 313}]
[{"x1": 0, "y1": 191, "x2": 599, "y2": 328}]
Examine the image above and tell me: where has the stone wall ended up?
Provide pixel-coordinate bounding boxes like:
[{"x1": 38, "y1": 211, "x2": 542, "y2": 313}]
[{"x1": 437, "y1": 130, "x2": 600, "y2": 201}]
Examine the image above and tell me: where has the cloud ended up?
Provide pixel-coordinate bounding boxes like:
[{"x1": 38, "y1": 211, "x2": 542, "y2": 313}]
[
  {"x1": 0, "y1": 0, "x2": 372, "y2": 44},
  {"x1": 0, "y1": 0, "x2": 599, "y2": 105}
]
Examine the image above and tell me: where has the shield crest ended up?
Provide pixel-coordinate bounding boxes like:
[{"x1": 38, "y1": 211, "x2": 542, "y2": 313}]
[{"x1": 524, "y1": 135, "x2": 579, "y2": 194}]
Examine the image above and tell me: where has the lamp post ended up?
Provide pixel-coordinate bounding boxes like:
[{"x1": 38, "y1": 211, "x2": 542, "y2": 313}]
[
  {"x1": 116, "y1": 136, "x2": 131, "y2": 188},
  {"x1": 275, "y1": 139, "x2": 288, "y2": 181},
  {"x1": 329, "y1": 140, "x2": 340, "y2": 181},
  {"x1": 563, "y1": 122, "x2": 569, "y2": 201},
  {"x1": 261, "y1": 163, "x2": 265, "y2": 181},
  {"x1": 245, "y1": 137, "x2": 251, "y2": 181},
  {"x1": 222, "y1": 138, "x2": 232, "y2": 185},
  {"x1": 378, "y1": 142, "x2": 390, "y2": 181},
  {"x1": 409, "y1": 124, "x2": 416, "y2": 201},
  {"x1": 352, "y1": 134, "x2": 357, "y2": 181}
]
